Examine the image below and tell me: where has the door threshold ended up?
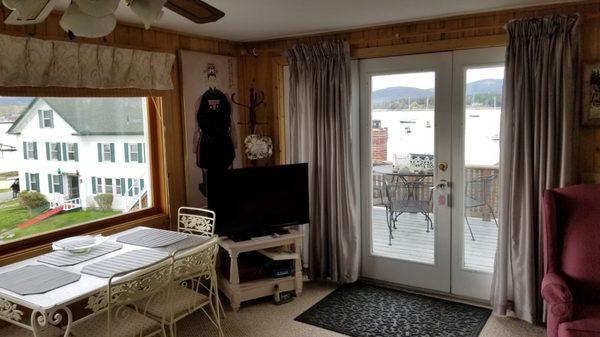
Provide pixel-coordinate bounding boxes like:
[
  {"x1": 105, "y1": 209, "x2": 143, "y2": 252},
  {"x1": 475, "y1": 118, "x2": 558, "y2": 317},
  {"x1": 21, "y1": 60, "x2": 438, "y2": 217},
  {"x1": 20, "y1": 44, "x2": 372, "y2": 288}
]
[{"x1": 359, "y1": 277, "x2": 492, "y2": 309}]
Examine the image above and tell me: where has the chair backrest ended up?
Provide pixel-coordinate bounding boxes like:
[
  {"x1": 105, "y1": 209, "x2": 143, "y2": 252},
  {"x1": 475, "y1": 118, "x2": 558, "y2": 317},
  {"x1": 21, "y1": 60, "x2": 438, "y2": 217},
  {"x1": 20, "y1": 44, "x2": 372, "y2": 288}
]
[
  {"x1": 172, "y1": 236, "x2": 219, "y2": 284},
  {"x1": 543, "y1": 184, "x2": 600, "y2": 303},
  {"x1": 382, "y1": 175, "x2": 433, "y2": 204},
  {"x1": 465, "y1": 173, "x2": 497, "y2": 202},
  {"x1": 106, "y1": 257, "x2": 173, "y2": 337},
  {"x1": 178, "y1": 207, "x2": 216, "y2": 237}
]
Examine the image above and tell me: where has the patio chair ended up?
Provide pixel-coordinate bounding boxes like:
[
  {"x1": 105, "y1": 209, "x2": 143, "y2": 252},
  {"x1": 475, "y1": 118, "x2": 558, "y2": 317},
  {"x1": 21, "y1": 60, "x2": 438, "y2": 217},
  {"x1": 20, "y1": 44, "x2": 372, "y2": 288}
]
[
  {"x1": 382, "y1": 175, "x2": 433, "y2": 246},
  {"x1": 464, "y1": 173, "x2": 498, "y2": 241},
  {"x1": 373, "y1": 173, "x2": 385, "y2": 206},
  {"x1": 144, "y1": 237, "x2": 223, "y2": 337},
  {"x1": 69, "y1": 256, "x2": 173, "y2": 337},
  {"x1": 178, "y1": 207, "x2": 216, "y2": 237}
]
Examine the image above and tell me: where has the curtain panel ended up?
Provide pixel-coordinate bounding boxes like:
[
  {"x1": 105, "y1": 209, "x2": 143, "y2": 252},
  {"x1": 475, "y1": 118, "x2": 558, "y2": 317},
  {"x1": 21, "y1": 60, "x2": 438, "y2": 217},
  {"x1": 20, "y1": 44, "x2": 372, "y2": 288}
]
[
  {"x1": 491, "y1": 14, "x2": 580, "y2": 323},
  {"x1": 0, "y1": 33, "x2": 175, "y2": 90},
  {"x1": 286, "y1": 40, "x2": 360, "y2": 283}
]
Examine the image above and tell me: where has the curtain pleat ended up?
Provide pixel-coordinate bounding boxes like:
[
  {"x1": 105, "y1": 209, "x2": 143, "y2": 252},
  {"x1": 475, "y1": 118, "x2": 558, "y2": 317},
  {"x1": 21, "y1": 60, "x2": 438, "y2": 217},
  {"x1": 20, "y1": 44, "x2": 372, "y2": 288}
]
[
  {"x1": 491, "y1": 14, "x2": 580, "y2": 323},
  {"x1": 286, "y1": 40, "x2": 360, "y2": 283}
]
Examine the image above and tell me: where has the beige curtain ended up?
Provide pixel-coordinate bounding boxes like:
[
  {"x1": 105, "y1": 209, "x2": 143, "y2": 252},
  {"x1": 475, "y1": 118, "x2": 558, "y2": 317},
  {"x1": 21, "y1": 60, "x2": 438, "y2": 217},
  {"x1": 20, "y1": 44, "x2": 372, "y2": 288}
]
[
  {"x1": 286, "y1": 40, "x2": 360, "y2": 283},
  {"x1": 0, "y1": 33, "x2": 175, "y2": 90},
  {"x1": 491, "y1": 14, "x2": 580, "y2": 323}
]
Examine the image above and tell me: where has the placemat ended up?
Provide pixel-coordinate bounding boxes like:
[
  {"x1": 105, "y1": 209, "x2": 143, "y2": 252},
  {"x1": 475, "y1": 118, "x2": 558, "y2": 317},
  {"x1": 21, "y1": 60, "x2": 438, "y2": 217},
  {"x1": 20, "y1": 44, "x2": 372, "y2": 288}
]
[
  {"x1": 38, "y1": 243, "x2": 123, "y2": 267},
  {"x1": 80, "y1": 249, "x2": 168, "y2": 278},
  {"x1": 0, "y1": 265, "x2": 81, "y2": 295},
  {"x1": 116, "y1": 228, "x2": 188, "y2": 248},
  {"x1": 156, "y1": 235, "x2": 210, "y2": 254}
]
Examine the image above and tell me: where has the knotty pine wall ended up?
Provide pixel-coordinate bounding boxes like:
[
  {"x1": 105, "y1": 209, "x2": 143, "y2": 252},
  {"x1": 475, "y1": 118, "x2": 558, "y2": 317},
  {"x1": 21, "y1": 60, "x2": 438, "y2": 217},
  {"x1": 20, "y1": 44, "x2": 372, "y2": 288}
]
[
  {"x1": 0, "y1": 8, "x2": 241, "y2": 227},
  {"x1": 238, "y1": 0, "x2": 600, "y2": 183}
]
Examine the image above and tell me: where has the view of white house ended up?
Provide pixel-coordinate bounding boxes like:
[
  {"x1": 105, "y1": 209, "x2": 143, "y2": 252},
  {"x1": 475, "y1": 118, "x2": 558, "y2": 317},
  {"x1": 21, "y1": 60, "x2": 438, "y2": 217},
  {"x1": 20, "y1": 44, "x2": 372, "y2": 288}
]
[{"x1": 6, "y1": 97, "x2": 151, "y2": 213}]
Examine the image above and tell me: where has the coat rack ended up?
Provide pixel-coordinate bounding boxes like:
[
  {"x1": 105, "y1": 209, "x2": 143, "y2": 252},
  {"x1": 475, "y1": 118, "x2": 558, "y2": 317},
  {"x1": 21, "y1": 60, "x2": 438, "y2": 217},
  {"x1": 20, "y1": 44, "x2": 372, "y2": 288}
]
[{"x1": 231, "y1": 87, "x2": 266, "y2": 133}]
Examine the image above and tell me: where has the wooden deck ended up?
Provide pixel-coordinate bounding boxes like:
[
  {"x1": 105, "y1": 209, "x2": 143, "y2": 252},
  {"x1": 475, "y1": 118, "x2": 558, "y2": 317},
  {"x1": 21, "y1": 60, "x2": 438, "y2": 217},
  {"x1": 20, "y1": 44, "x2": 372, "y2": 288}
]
[{"x1": 371, "y1": 206, "x2": 497, "y2": 273}]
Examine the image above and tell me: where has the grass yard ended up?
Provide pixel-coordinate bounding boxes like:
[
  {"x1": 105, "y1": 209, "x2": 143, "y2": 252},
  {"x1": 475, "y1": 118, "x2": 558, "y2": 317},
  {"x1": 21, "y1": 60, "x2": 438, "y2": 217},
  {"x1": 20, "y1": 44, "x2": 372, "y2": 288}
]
[{"x1": 0, "y1": 199, "x2": 119, "y2": 242}]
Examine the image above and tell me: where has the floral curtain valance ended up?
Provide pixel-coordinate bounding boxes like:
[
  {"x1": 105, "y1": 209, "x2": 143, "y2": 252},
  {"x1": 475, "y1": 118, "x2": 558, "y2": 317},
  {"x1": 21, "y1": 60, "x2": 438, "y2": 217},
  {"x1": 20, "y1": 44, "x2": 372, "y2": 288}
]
[{"x1": 0, "y1": 33, "x2": 176, "y2": 90}]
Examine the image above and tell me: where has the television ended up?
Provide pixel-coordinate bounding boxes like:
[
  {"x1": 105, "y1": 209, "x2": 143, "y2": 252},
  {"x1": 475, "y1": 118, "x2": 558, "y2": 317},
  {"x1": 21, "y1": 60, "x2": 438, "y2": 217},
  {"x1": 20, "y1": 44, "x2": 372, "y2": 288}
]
[{"x1": 207, "y1": 163, "x2": 309, "y2": 239}]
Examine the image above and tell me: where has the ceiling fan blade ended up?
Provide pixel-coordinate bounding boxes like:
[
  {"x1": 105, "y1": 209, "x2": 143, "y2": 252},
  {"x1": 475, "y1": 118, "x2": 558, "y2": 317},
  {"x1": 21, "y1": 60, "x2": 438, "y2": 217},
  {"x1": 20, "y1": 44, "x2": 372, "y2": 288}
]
[{"x1": 165, "y1": 0, "x2": 224, "y2": 24}]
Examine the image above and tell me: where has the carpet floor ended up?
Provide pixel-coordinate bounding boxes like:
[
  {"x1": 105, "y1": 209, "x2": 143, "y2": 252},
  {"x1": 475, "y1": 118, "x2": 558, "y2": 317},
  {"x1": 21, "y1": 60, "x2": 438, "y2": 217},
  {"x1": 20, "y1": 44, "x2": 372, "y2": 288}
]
[{"x1": 177, "y1": 281, "x2": 546, "y2": 337}]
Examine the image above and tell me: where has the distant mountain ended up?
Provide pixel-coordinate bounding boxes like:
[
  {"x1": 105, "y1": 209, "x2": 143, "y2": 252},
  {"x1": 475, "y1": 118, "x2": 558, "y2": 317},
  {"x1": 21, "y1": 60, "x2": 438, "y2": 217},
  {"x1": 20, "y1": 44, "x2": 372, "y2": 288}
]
[
  {"x1": 0, "y1": 97, "x2": 34, "y2": 122},
  {"x1": 0, "y1": 97, "x2": 34, "y2": 107},
  {"x1": 372, "y1": 79, "x2": 503, "y2": 102}
]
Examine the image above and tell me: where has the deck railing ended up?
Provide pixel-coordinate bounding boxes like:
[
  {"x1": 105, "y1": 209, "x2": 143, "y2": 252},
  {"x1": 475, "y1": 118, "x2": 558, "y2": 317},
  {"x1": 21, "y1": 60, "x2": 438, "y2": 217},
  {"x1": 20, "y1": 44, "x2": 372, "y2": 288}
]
[{"x1": 372, "y1": 164, "x2": 499, "y2": 219}]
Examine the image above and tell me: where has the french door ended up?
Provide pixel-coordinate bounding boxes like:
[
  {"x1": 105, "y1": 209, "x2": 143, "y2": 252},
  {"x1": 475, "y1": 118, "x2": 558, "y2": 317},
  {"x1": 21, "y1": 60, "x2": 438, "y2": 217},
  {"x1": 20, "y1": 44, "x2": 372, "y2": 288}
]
[{"x1": 360, "y1": 47, "x2": 505, "y2": 301}]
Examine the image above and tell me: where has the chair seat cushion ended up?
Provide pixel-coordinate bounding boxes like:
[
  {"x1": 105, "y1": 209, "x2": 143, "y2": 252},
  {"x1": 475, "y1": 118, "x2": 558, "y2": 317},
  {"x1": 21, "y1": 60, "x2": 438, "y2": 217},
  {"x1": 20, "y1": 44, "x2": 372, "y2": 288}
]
[
  {"x1": 0, "y1": 324, "x2": 63, "y2": 337},
  {"x1": 558, "y1": 304, "x2": 600, "y2": 337},
  {"x1": 70, "y1": 306, "x2": 161, "y2": 337},
  {"x1": 146, "y1": 284, "x2": 210, "y2": 323}
]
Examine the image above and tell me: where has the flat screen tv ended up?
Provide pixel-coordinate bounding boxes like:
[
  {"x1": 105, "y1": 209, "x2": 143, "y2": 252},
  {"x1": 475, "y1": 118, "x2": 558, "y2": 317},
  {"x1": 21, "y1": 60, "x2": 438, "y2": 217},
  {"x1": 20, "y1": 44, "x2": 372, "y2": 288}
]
[{"x1": 207, "y1": 163, "x2": 309, "y2": 239}]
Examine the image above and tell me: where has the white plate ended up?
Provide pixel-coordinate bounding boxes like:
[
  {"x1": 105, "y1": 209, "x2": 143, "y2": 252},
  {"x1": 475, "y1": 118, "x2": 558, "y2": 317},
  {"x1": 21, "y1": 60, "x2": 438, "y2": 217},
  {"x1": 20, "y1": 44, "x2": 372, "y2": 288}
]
[{"x1": 52, "y1": 235, "x2": 107, "y2": 254}]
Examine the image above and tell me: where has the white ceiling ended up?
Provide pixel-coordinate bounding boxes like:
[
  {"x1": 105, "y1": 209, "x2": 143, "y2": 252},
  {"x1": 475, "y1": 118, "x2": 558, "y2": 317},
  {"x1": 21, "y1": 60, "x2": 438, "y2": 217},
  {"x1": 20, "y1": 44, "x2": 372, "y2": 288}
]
[{"x1": 54, "y1": 0, "x2": 578, "y2": 42}]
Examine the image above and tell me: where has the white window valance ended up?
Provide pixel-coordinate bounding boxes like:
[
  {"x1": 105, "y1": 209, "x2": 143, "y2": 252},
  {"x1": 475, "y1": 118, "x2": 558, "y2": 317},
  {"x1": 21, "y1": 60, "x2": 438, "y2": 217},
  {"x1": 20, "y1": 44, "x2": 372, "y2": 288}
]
[{"x1": 0, "y1": 33, "x2": 176, "y2": 90}]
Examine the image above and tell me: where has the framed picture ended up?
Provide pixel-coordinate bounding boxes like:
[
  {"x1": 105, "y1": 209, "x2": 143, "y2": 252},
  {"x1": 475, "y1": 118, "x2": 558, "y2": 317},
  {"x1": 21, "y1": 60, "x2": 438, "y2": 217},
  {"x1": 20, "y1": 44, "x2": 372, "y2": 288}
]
[{"x1": 582, "y1": 62, "x2": 600, "y2": 126}]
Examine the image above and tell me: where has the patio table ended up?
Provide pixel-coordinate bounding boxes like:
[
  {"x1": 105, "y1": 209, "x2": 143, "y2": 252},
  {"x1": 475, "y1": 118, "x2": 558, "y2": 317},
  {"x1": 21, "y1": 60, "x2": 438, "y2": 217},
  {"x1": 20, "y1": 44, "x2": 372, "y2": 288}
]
[
  {"x1": 373, "y1": 164, "x2": 433, "y2": 199},
  {"x1": 0, "y1": 226, "x2": 209, "y2": 337}
]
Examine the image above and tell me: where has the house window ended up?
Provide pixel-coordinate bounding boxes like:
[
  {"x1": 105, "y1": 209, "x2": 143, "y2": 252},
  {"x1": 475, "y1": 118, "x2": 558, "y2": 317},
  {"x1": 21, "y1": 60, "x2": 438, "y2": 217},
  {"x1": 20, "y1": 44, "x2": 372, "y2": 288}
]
[
  {"x1": 105, "y1": 178, "x2": 114, "y2": 194},
  {"x1": 2, "y1": 96, "x2": 159, "y2": 251},
  {"x1": 129, "y1": 144, "x2": 139, "y2": 162},
  {"x1": 24, "y1": 142, "x2": 37, "y2": 160},
  {"x1": 133, "y1": 179, "x2": 140, "y2": 196},
  {"x1": 49, "y1": 142, "x2": 60, "y2": 161}
]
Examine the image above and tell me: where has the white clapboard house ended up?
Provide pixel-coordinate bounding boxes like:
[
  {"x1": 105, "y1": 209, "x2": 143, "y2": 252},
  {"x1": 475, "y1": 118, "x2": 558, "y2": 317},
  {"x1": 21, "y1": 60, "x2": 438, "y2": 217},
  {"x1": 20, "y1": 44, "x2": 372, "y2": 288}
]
[{"x1": 7, "y1": 97, "x2": 150, "y2": 212}]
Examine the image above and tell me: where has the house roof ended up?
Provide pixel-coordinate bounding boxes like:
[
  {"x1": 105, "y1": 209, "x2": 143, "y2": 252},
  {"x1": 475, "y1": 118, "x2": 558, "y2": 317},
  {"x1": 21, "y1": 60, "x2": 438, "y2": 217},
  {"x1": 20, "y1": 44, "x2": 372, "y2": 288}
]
[{"x1": 7, "y1": 97, "x2": 145, "y2": 136}]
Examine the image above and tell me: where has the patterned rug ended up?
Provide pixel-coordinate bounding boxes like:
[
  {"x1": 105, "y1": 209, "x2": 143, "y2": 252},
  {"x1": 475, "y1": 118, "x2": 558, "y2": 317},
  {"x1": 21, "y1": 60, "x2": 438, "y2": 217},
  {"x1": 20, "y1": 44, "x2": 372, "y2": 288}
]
[{"x1": 295, "y1": 282, "x2": 491, "y2": 337}]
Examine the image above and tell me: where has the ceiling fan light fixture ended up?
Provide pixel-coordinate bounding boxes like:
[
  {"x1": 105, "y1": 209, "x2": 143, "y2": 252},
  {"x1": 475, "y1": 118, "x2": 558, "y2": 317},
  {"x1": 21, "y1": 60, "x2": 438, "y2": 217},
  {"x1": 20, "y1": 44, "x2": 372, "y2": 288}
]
[
  {"x1": 72, "y1": 0, "x2": 120, "y2": 18},
  {"x1": 60, "y1": 2, "x2": 117, "y2": 38},
  {"x1": 128, "y1": 0, "x2": 167, "y2": 30}
]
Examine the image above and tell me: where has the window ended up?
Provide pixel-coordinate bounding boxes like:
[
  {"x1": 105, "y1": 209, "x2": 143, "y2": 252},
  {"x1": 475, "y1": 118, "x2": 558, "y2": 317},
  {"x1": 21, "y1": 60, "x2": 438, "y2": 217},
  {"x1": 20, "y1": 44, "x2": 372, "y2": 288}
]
[
  {"x1": 48, "y1": 142, "x2": 61, "y2": 161},
  {"x1": 129, "y1": 143, "x2": 139, "y2": 162},
  {"x1": 2, "y1": 96, "x2": 159, "y2": 250},
  {"x1": 105, "y1": 178, "x2": 114, "y2": 194},
  {"x1": 66, "y1": 143, "x2": 77, "y2": 161},
  {"x1": 39, "y1": 110, "x2": 54, "y2": 128},
  {"x1": 23, "y1": 142, "x2": 37, "y2": 160},
  {"x1": 99, "y1": 143, "x2": 115, "y2": 163}
]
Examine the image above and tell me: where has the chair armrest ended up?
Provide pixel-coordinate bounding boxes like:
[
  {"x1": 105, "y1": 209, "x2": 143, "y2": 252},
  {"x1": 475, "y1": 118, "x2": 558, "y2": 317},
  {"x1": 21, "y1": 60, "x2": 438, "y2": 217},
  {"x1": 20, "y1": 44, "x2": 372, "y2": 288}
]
[{"x1": 542, "y1": 272, "x2": 573, "y2": 337}]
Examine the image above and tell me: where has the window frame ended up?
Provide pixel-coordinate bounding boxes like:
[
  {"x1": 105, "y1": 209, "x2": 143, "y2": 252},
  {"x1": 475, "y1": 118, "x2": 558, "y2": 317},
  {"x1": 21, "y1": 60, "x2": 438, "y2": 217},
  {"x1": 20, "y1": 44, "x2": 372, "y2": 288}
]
[
  {"x1": 28, "y1": 173, "x2": 39, "y2": 192},
  {"x1": 51, "y1": 175, "x2": 62, "y2": 194},
  {"x1": 26, "y1": 142, "x2": 35, "y2": 159},
  {"x1": 96, "y1": 177, "x2": 104, "y2": 194},
  {"x1": 129, "y1": 143, "x2": 139, "y2": 162},
  {"x1": 105, "y1": 178, "x2": 114, "y2": 194},
  {"x1": 0, "y1": 96, "x2": 168, "y2": 260},
  {"x1": 49, "y1": 142, "x2": 60, "y2": 161},
  {"x1": 102, "y1": 144, "x2": 112, "y2": 162},
  {"x1": 42, "y1": 110, "x2": 53, "y2": 128},
  {"x1": 67, "y1": 143, "x2": 76, "y2": 161}
]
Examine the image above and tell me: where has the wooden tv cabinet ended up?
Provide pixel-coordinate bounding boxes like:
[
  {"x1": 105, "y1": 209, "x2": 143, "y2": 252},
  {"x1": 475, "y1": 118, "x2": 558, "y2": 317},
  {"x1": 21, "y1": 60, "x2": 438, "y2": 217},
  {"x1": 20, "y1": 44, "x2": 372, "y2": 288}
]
[{"x1": 218, "y1": 230, "x2": 304, "y2": 311}]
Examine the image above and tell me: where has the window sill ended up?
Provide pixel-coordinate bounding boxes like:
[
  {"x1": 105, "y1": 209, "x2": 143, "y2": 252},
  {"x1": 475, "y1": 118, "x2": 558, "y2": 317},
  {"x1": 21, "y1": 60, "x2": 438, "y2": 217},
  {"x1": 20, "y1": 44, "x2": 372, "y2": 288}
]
[{"x1": 0, "y1": 210, "x2": 169, "y2": 266}]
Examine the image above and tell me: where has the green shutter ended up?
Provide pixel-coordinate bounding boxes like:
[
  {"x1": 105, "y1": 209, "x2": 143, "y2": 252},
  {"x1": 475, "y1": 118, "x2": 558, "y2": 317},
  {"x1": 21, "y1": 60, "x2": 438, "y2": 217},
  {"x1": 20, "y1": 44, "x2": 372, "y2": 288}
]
[
  {"x1": 48, "y1": 174, "x2": 53, "y2": 193},
  {"x1": 137, "y1": 143, "x2": 143, "y2": 163},
  {"x1": 97, "y1": 143, "x2": 102, "y2": 162},
  {"x1": 33, "y1": 142, "x2": 38, "y2": 160},
  {"x1": 58, "y1": 176, "x2": 64, "y2": 194},
  {"x1": 120, "y1": 178, "x2": 126, "y2": 196},
  {"x1": 45, "y1": 142, "x2": 50, "y2": 160},
  {"x1": 110, "y1": 143, "x2": 115, "y2": 162},
  {"x1": 23, "y1": 142, "x2": 27, "y2": 159},
  {"x1": 38, "y1": 110, "x2": 43, "y2": 128},
  {"x1": 128, "y1": 178, "x2": 133, "y2": 196},
  {"x1": 140, "y1": 179, "x2": 145, "y2": 191},
  {"x1": 56, "y1": 143, "x2": 62, "y2": 161},
  {"x1": 92, "y1": 177, "x2": 97, "y2": 194},
  {"x1": 124, "y1": 143, "x2": 129, "y2": 163},
  {"x1": 49, "y1": 111, "x2": 54, "y2": 128},
  {"x1": 62, "y1": 143, "x2": 67, "y2": 161},
  {"x1": 143, "y1": 144, "x2": 146, "y2": 163},
  {"x1": 25, "y1": 173, "x2": 30, "y2": 191},
  {"x1": 74, "y1": 143, "x2": 79, "y2": 162}
]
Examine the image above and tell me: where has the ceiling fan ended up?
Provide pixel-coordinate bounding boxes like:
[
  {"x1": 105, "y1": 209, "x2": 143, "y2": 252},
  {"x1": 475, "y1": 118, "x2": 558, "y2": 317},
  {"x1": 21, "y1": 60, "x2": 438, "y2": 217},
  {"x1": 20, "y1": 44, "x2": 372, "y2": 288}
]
[{"x1": 2, "y1": 0, "x2": 225, "y2": 37}]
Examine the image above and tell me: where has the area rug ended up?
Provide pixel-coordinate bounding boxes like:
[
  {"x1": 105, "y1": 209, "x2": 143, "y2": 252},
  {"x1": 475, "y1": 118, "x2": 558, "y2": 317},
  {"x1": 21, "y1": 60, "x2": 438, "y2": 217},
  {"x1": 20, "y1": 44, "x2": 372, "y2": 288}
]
[{"x1": 295, "y1": 282, "x2": 491, "y2": 337}]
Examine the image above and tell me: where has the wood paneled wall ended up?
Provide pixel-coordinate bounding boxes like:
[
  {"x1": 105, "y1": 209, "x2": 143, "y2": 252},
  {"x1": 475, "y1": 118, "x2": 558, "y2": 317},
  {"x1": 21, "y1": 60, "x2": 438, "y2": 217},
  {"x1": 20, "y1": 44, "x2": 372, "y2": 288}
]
[
  {"x1": 0, "y1": 8, "x2": 241, "y2": 227},
  {"x1": 238, "y1": 0, "x2": 600, "y2": 182}
]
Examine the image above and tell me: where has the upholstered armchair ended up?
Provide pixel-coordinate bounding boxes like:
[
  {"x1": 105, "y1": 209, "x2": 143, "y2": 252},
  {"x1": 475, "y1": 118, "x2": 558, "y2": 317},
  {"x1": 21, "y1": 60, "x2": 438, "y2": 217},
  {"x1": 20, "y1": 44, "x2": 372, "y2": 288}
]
[{"x1": 542, "y1": 184, "x2": 600, "y2": 337}]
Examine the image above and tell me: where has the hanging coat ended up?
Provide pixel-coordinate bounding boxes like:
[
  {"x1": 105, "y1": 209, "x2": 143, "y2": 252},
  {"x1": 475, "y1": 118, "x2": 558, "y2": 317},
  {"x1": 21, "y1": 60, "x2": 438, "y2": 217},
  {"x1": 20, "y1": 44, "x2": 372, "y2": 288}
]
[{"x1": 196, "y1": 88, "x2": 236, "y2": 169}]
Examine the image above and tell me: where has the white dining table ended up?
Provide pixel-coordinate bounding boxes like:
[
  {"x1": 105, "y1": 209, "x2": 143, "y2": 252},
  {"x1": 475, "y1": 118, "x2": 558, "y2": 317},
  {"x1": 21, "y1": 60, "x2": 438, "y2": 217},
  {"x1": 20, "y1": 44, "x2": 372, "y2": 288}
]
[{"x1": 0, "y1": 226, "x2": 208, "y2": 337}]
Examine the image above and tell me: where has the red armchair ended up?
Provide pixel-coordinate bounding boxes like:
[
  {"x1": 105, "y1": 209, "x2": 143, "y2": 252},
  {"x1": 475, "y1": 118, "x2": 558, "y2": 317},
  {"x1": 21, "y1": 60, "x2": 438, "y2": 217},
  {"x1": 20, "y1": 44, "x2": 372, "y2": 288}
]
[{"x1": 542, "y1": 184, "x2": 600, "y2": 337}]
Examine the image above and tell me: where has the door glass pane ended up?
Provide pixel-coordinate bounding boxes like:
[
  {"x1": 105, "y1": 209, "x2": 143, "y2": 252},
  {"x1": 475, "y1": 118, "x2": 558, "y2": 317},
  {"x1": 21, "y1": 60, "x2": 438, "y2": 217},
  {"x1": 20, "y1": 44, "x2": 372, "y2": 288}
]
[
  {"x1": 371, "y1": 72, "x2": 435, "y2": 264},
  {"x1": 462, "y1": 66, "x2": 503, "y2": 272}
]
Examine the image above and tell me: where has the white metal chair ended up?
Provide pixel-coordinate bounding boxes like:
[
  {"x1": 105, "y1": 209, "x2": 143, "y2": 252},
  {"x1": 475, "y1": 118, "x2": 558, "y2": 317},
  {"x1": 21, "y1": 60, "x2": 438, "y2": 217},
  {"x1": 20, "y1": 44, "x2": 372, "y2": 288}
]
[
  {"x1": 0, "y1": 321, "x2": 63, "y2": 337},
  {"x1": 177, "y1": 207, "x2": 216, "y2": 237},
  {"x1": 144, "y1": 237, "x2": 223, "y2": 337},
  {"x1": 69, "y1": 257, "x2": 173, "y2": 337}
]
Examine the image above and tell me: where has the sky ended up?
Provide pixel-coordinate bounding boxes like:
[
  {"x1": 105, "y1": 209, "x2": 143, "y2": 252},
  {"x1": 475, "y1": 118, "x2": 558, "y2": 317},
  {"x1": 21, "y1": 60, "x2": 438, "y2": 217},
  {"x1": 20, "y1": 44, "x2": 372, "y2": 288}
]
[{"x1": 372, "y1": 66, "x2": 504, "y2": 91}]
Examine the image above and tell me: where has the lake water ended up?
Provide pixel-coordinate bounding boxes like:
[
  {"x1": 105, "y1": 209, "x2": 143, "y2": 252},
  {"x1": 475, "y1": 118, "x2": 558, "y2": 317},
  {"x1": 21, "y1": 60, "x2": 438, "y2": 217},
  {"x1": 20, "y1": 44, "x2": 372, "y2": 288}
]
[{"x1": 373, "y1": 108, "x2": 501, "y2": 166}]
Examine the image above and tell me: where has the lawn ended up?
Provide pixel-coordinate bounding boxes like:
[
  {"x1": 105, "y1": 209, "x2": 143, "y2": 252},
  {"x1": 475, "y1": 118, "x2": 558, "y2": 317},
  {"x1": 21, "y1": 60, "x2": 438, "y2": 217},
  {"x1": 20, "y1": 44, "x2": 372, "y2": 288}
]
[{"x1": 0, "y1": 199, "x2": 119, "y2": 242}]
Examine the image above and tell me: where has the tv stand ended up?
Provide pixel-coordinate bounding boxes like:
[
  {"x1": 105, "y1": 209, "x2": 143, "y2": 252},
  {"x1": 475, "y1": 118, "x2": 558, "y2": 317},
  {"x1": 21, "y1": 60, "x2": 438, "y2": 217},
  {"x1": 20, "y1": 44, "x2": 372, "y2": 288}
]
[{"x1": 218, "y1": 230, "x2": 303, "y2": 311}]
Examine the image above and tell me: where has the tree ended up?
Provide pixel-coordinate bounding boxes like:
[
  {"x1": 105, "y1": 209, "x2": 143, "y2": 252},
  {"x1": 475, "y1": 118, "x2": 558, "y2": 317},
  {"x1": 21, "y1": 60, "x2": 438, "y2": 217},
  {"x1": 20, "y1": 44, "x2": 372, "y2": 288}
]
[
  {"x1": 94, "y1": 194, "x2": 114, "y2": 211},
  {"x1": 18, "y1": 191, "x2": 48, "y2": 216}
]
